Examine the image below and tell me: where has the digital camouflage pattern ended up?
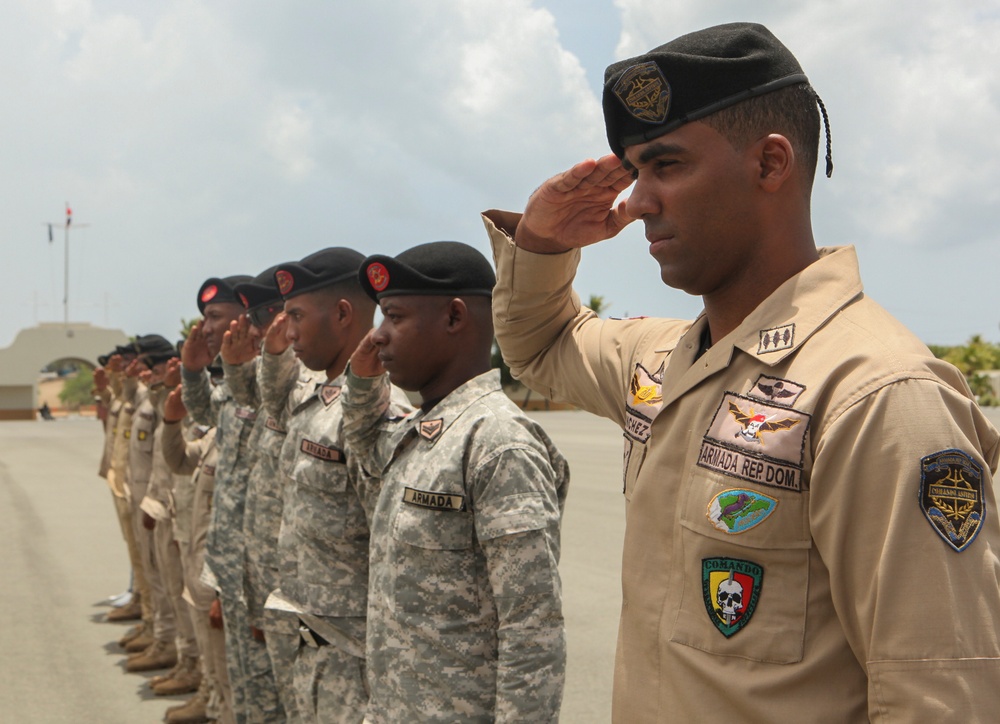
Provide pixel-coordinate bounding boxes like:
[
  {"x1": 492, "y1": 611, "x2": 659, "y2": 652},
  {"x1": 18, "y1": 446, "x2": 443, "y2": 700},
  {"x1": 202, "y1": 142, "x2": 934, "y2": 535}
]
[{"x1": 342, "y1": 369, "x2": 570, "y2": 724}]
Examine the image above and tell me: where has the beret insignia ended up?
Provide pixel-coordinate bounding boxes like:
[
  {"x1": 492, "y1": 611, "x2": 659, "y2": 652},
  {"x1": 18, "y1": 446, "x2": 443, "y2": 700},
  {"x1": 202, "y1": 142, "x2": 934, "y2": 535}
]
[
  {"x1": 200, "y1": 285, "x2": 218, "y2": 303},
  {"x1": 367, "y1": 262, "x2": 389, "y2": 292},
  {"x1": 275, "y1": 270, "x2": 294, "y2": 295},
  {"x1": 613, "y1": 61, "x2": 671, "y2": 124},
  {"x1": 238, "y1": 293, "x2": 249, "y2": 308}
]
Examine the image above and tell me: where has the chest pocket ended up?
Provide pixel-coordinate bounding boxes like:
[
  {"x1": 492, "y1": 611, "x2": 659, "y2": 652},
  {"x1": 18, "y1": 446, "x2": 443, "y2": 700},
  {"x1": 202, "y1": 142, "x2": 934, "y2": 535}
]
[
  {"x1": 669, "y1": 465, "x2": 811, "y2": 664},
  {"x1": 390, "y1": 501, "x2": 477, "y2": 616},
  {"x1": 291, "y1": 443, "x2": 348, "y2": 541}
]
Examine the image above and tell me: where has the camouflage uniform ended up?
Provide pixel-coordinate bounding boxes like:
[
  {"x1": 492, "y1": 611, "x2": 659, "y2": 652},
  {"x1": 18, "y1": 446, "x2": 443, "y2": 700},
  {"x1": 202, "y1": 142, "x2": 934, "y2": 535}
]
[
  {"x1": 163, "y1": 422, "x2": 235, "y2": 724},
  {"x1": 224, "y1": 355, "x2": 297, "y2": 723},
  {"x1": 182, "y1": 363, "x2": 258, "y2": 722},
  {"x1": 343, "y1": 368, "x2": 570, "y2": 724},
  {"x1": 260, "y1": 348, "x2": 404, "y2": 724}
]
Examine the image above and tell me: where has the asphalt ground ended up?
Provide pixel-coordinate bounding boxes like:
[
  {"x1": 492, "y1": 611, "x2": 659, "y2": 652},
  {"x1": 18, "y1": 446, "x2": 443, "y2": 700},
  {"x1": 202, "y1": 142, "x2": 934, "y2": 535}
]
[{"x1": 2, "y1": 407, "x2": 999, "y2": 723}]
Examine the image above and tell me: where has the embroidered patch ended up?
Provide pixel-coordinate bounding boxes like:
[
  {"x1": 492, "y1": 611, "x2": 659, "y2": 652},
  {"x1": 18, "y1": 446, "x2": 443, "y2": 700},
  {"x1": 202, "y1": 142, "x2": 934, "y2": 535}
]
[
  {"x1": 706, "y1": 488, "x2": 778, "y2": 534},
  {"x1": 367, "y1": 262, "x2": 389, "y2": 292},
  {"x1": 757, "y1": 324, "x2": 795, "y2": 354},
  {"x1": 402, "y1": 486, "x2": 465, "y2": 512},
  {"x1": 275, "y1": 270, "x2": 294, "y2": 295},
  {"x1": 749, "y1": 375, "x2": 805, "y2": 407},
  {"x1": 702, "y1": 557, "x2": 763, "y2": 638},
  {"x1": 697, "y1": 392, "x2": 810, "y2": 492},
  {"x1": 200, "y1": 284, "x2": 218, "y2": 303},
  {"x1": 264, "y1": 416, "x2": 286, "y2": 434},
  {"x1": 238, "y1": 293, "x2": 249, "y2": 308},
  {"x1": 624, "y1": 362, "x2": 664, "y2": 443},
  {"x1": 613, "y1": 61, "x2": 671, "y2": 124},
  {"x1": 124, "y1": 430, "x2": 131, "y2": 439},
  {"x1": 919, "y1": 449, "x2": 985, "y2": 552},
  {"x1": 420, "y1": 419, "x2": 444, "y2": 441},
  {"x1": 300, "y1": 439, "x2": 345, "y2": 464},
  {"x1": 320, "y1": 384, "x2": 341, "y2": 406},
  {"x1": 137, "y1": 430, "x2": 148, "y2": 441},
  {"x1": 202, "y1": 465, "x2": 215, "y2": 476}
]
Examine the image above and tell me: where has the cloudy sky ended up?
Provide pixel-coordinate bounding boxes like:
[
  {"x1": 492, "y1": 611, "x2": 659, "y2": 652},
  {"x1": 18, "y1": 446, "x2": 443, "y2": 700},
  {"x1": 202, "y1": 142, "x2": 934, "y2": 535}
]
[{"x1": 2, "y1": 0, "x2": 998, "y2": 353}]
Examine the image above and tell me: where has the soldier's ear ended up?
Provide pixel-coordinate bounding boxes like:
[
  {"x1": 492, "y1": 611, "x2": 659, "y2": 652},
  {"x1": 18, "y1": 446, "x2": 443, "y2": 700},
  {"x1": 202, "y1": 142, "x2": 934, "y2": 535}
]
[{"x1": 446, "y1": 298, "x2": 469, "y2": 333}]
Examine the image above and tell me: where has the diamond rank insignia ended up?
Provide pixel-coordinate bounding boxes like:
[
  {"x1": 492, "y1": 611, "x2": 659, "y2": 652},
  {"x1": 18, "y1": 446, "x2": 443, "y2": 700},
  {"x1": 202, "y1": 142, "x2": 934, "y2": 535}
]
[
  {"x1": 919, "y1": 449, "x2": 986, "y2": 552},
  {"x1": 702, "y1": 557, "x2": 763, "y2": 638}
]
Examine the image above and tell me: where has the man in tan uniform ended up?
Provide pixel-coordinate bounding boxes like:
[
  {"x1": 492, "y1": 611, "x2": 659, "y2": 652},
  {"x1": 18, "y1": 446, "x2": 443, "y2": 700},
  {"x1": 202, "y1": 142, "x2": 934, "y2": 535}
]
[{"x1": 485, "y1": 22, "x2": 1000, "y2": 722}]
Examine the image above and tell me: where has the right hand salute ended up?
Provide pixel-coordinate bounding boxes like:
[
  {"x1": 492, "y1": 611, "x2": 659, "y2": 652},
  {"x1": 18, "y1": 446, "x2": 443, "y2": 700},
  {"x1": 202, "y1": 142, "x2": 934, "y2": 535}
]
[
  {"x1": 182, "y1": 320, "x2": 213, "y2": 372},
  {"x1": 263, "y1": 312, "x2": 291, "y2": 356},
  {"x1": 516, "y1": 154, "x2": 635, "y2": 254}
]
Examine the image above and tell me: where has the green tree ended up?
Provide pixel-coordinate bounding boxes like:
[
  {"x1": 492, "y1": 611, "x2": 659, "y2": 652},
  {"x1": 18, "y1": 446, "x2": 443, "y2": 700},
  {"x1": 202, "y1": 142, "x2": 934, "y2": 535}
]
[
  {"x1": 930, "y1": 334, "x2": 1000, "y2": 406},
  {"x1": 587, "y1": 294, "x2": 609, "y2": 318},
  {"x1": 58, "y1": 367, "x2": 95, "y2": 410}
]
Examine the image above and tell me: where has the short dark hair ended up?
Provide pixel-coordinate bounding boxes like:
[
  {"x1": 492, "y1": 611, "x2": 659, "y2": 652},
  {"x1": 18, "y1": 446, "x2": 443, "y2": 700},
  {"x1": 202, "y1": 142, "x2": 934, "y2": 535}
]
[{"x1": 701, "y1": 82, "x2": 820, "y2": 187}]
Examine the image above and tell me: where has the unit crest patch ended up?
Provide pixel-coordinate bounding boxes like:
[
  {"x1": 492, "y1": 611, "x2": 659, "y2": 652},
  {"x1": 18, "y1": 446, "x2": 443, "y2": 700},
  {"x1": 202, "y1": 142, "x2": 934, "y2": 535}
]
[
  {"x1": 419, "y1": 419, "x2": 444, "y2": 441},
  {"x1": 706, "y1": 488, "x2": 778, "y2": 534},
  {"x1": 320, "y1": 384, "x2": 341, "y2": 406},
  {"x1": 613, "y1": 61, "x2": 671, "y2": 124},
  {"x1": 749, "y1": 375, "x2": 805, "y2": 407},
  {"x1": 919, "y1": 449, "x2": 985, "y2": 552},
  {"x1": 702, "y1": 557, "x2": 763, "y2": 637},
  {"x1": 757, "y1": 324, "x2": 795, "y2": 354},
  {"x1": 624, "y1": 362, "x2": 664, "y2": 443},
  {"x1": 697, "y1": 392, "x2": 810, "y2": 492}
]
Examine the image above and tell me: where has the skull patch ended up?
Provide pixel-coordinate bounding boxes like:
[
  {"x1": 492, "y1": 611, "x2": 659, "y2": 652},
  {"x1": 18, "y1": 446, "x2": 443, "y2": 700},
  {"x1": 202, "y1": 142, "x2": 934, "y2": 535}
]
[{"x1": 702, "y1": 557, "x2": 763, "y2": 638}]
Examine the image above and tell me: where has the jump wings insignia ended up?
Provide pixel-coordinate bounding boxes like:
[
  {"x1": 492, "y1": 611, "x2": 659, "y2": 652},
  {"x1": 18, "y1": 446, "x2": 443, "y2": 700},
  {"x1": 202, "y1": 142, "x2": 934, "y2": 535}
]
[{"x1": 729, "y1": 402, "x2": 800, "y2": 445}]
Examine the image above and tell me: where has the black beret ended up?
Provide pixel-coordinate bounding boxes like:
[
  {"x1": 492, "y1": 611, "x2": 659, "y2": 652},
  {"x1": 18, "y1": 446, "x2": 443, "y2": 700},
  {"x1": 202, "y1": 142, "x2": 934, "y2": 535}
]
[
  {"x1": 134, "y1": 334, "x2": 179, "y2": 366},
  {"x1": 359, "y1": 241, "x2": 496, "y2": 302},
  {"x1": 275, "y1": 247, "x2": 365, "y2": 300},
  {"x1": 603, "y1": 22, "x2": 808, "y2": 158},
  {"x1": 97, "y1": 354, "x2": 110, "y2": 367},
  {"x1": 235, "y1": 265, "x2": 284, "y2": 311},
  {"x1": 197, "y1": 275, "x2": 253, "y2": 314},
  {"x1": 114, "y1": 343, "x2": 137, "y2": 358}
]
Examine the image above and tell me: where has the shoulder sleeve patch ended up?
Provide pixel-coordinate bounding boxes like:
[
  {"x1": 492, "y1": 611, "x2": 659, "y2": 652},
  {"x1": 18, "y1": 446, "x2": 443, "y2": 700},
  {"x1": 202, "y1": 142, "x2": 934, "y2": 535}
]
[{"x1": 919, "y1": 449, "x2": 986, "y2": 552}]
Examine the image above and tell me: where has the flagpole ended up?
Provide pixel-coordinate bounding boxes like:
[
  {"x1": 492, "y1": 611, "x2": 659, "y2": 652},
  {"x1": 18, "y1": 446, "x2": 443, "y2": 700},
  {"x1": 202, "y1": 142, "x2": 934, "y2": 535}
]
[{"x1": 64, "y1": 221, "x2": 70, "y2": 326}]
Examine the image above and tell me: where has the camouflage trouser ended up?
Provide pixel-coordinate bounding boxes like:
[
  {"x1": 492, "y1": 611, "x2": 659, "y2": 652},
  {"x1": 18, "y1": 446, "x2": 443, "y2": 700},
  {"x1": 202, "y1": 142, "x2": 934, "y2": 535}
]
[
  {"x1": 154, "y1": 519, "x2": 198, "y2": 657},
  {"x1": 189, "y1": 596, "x2": 235, "y2": 724},
  {"x1": 293, "y1": 642, "x2": 368, "y2": 724},
  {"x1": 263, "y1": 610, "x2": 303, "y2": 723},
  {"x1": 220, "y1": 586, "x2": 284, "y2": 723}
]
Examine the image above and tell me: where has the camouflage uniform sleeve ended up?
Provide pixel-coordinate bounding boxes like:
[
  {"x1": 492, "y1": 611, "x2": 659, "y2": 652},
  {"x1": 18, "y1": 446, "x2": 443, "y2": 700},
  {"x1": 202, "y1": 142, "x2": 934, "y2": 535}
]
[
  {"x1": 258, "y1": 348, "x2": 298, "y2": 420},
  {"x1": 342, "y1": 369, "x2": 393, "y2": 477},
  {"x1": 181, "y1": 366, "x2": 215, "y2": 427},
  {"x1": 223, "y1": 357, "x2": 259, "y2": 409},
  {"x1": 161, "y1": 419, "x2": 202, "y2": 476},
  {"x1": 475, "y1": 446, "x2": 566, "y2": 723}
]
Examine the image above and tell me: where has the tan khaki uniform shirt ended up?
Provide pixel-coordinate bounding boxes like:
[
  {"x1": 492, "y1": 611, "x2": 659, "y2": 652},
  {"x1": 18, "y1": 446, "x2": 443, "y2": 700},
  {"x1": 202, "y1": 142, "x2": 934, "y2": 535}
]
[{"x1": 486, "y1": 214, "x2": 1000, "y2": 722}]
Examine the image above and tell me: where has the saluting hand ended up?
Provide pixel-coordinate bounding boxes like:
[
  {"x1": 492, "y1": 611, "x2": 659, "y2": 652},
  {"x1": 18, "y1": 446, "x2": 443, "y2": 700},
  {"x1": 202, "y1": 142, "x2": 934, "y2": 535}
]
[
  {"x1": 516, "y1": 154, "x2": 635, "y2": 253},
  {"x1": 164, "y1": 358, "x2": 182, "y2": 389},
  {"x1": 349, "y1": 329, "x2": 384, "y2": 378},
  {"x1": 263, "y1": 312, "x2": 291, "y2": 356},
  {"x1": 182, "y1": 320, "x2": 213, "y2": 373},
  {"x1": 93, "y1": 367, "x2": 108, "y2": 391},
  {"x1": 221, "y1": 315, "x2": 260, "y2": 366},
  {"x1": 164, "y1": 386, "x2": 187, "y2": 423}
]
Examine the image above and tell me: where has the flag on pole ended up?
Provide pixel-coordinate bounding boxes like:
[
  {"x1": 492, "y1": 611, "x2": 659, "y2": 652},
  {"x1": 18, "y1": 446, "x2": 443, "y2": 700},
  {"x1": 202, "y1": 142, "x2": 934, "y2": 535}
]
[{"x1": 66, "y1": 203, "x2": 72, "y2": 228}]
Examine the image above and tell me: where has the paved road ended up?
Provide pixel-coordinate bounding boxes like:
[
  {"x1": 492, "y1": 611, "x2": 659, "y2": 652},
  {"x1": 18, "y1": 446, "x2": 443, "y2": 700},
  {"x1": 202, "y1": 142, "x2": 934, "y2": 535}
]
[{"x1": 3, "y1": 408, "x2": 999, "y2": 722}]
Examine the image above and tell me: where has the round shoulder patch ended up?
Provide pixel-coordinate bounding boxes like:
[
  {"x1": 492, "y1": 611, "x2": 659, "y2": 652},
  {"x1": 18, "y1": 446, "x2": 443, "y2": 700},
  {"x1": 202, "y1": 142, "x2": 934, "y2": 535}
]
[
  {"x1": 275, "y1": 270, "x2": 294, "y2": 295},
  {"x1": 200, "y1": 284, "x2": 218, "y2": 303},
  {"x1": 367, "y1": 262, "x2": 389, "y2": 292}
]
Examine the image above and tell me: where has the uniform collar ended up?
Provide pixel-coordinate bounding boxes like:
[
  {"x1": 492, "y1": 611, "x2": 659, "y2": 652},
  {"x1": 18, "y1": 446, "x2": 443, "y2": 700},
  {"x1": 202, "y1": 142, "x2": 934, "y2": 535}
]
[{"x1": 404, "y1": 369, "x2": 502, "y2": 446}]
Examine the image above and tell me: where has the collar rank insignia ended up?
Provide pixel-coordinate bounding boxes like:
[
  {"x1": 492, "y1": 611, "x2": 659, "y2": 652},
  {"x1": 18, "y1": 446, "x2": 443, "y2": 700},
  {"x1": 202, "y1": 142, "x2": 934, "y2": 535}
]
[
  {"x1": 920, "y1": 449, "x2": 985, "y2": 552},
  {"x1": 729, "y1": 402, "x2": 800, "y2": 446},
  {"x1": 419, "y1": 419, "x2": 444, "y2": 441},
  {"x1": 757, "y1": 323, "x2": 795, "y2": 354},
  {"x1": 702, "y1": 557, "x2": 763, "y2": 638},
  {"x1": 613, "y1": 61, "x2": 671, "y2": 124},
  {"x1": 707, "y1": 489, "x2": 778, "y2": 534},
  {"x1": 320, "y1": 384, "x2": 341, "y2": 406}
]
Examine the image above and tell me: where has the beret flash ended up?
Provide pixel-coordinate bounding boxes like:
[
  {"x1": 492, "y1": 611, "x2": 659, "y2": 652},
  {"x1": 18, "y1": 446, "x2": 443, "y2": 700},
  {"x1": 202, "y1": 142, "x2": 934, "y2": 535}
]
[
  {"x1": 359, "y1": 241, "x2": 496, "y2": 302},
  {"x1": 235, "y1": 264, "x2": 285, "y2": 311},
  {"x1": 274, "y1": 247, "x2": 366, "y2": 300},
  {"x1": 603, "y1": 22, "x2": 808, "y2": 159},
  {"x1": 197, "y1": 275, "x2": 253, "y2": 314}
]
